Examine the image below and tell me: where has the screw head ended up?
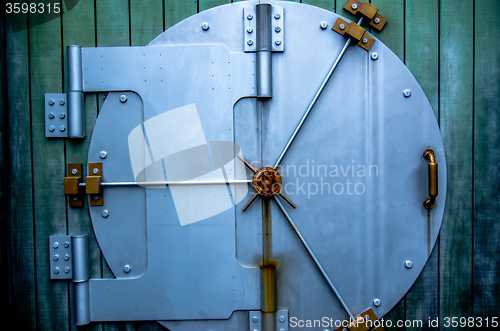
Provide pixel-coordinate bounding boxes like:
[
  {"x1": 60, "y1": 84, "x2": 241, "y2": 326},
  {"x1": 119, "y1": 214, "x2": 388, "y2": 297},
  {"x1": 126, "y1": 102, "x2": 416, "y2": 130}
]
[
  {"x1": 201, "y1": 22, "x2": 209, "y2": 31},
  {"x1": 71, "y1": 169, "x2": 78, "y2": 175},
  {"x1": 247, "y1": 40, "x2": 254, "y2": 46},
  {"x1": 101, "y1": 210, "x2": 109, "y2": 218},
  {"x1": 59, "y1": 99, "x2": 65, "y2": 106},
  {"x1": 403, "y1": 89, "x2": 412, "y2": 97},
  {"x1": 371, "y1": 52, "x2": 379, "y2": 60},
  {"x1": 48, "y1": 99, "x2": 55, "y2": 106},
  {"x1": 405, "y1": 260, "x2": 413, "y2": 268},
  {"x1": 53, "y1": 242, "x2": 59, "y2": 249},
  {"x1": 274, "y1": 13, "x2": 280, "y2": 19},
  {"x1": 93, "y1": 168, "x2": 99, "y2": 174},
  {"x1": 123, "y1": 264, "x2": 131, "y2": 273},
  {"x1": 275, "y1": 40, "x2": 281, "y2": 45},
  {"x1": 49, "y1": 125, "x2": 55, "y2": 132},
  {"x1": 375, "y1": 17, "x2": 380, "y2": 24},
  {"x1": 64, "y1": 242, "x2": 70, "y2": 248},
  {"x1": 362, "y1": 37, "x2": 368, "y2": 44},
  {"x1": 59, "y1": 125, "x2": 66, "y2": 132},
  {"x1": 48, "y1": 112, "x2": 55, "y2": 119},
  {"x1": 247, "y1": 14, "x2": 253, "y2": 20},
  {"x1": 252, "y1": 316, "x2": 259, "y2": 323},
  {"x1": 119, "y1": 94, "x2": 127, "y2": 103},
  {"x1": 72, "y1": 196, "x2": 78, "y2": 201},
  {"x1": 99, "y1": 151, "x2": 107, "y2": 159},
  {"x1": 279, "y1": 316, "x2": 285, "y2": 323},
  {"x1": 53, "y1": 267, "x2": 60, "y2": 274},
  {"x1": 352, "y1": 3, "x2": 358, "y2": 10},
  {"x1": 64, "y1": 267, "x2": 71, "y2": 273},
  {"x1": 373, "y1": 298, "x2": 381, "y2": 307},
  {"x1": 275, "y1": 26, "x2": 281, "y2": 33},
  {"x1": 59, "y1": 113, "x2": 65, "y2": 119},
  {"x1": 93, "y1": 195, "x2": 99, "y2": 200},
  {"x1": 320, "y1": 21, "x2": 328, "y2": 29},
  {"x1": 340, "y1": 23, "x2": 346, "y2": 30},
  {"x1": 53, "y1": 254, "x2": 59, "y2": 261},
  {"x1": 64, "y1": 254, "x2": 70, "y2": 261},
  {"x1": 247, "y1": 27, "x2": 253, "y2": 33}
]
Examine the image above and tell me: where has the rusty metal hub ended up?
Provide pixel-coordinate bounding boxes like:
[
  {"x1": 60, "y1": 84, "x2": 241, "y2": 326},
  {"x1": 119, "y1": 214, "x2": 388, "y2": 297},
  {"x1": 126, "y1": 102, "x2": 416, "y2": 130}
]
[{"x1": 252, "y1": 167, "x2": 282, "y2": 197}]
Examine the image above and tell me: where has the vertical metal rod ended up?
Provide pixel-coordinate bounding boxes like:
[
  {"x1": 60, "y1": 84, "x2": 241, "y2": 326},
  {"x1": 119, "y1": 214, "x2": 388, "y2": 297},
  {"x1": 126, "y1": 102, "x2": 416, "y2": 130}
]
[
  {"x1": 72, "y1": 234, "x2": 90, "y2": 325},
  {"x1": 274, "y1": 197, "x2": 355, "y2": 320},
  {"x1": 67, "y1": 45, "x2": 85, "y2": 138},
  {"x1": 256, "y1": 3, "x2": 273, "y2": 98},
  {"x1": 274, "y1": 17, "x2": 364, "y2": 168}
]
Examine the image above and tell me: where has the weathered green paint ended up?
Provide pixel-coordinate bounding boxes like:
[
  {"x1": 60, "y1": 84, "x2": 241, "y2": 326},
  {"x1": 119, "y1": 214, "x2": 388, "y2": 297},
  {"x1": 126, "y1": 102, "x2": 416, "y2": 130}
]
[
  {"x1": 165, "y1": 0, "x2": 197, "y2": 30},
  {"x1": 131, "y1": 0, "x2": 164, "y2": 46},
  {"x1": 302, "y1": 0, "x2": 335, "y2": 11}
]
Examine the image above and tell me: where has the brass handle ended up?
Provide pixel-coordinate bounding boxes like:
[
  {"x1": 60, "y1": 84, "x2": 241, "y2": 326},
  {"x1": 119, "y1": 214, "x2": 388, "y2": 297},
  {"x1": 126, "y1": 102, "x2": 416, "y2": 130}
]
[{"x1": 423, "y1": 149, "x2": 438, "y2": 210}]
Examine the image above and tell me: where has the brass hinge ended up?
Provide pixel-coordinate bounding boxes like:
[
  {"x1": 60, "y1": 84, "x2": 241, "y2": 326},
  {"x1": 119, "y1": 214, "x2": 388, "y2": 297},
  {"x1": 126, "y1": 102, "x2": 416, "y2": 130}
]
[
  {"x1": 332, "y1": 0, "x2": 387, "y2": 51},
  {"x1": 64, "y1": 162, "x2": 104, "y2": 207}
]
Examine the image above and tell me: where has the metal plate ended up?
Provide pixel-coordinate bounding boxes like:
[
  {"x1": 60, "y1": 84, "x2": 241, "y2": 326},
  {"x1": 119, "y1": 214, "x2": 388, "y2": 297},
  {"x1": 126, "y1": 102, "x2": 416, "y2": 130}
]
[
  {"x1": 49, "y1": 235, "x2": 73, "y2": 279},
  {"x1": 86, "y1": 1, "x2": 446, "y2": 329},
  {"x1": 45, "y1": 93, "x2": 68, "y2": 137}
]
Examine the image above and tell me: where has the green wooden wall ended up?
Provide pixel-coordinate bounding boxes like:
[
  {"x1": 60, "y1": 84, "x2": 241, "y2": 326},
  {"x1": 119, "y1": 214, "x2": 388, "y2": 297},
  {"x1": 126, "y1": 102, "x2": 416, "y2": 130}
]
[{"x1": 1, "y1": 0, "x2": 499, "y2": 330}]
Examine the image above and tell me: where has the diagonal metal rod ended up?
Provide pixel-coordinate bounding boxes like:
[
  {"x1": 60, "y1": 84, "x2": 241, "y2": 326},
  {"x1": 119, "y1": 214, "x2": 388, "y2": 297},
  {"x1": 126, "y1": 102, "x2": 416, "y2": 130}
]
[
  {"x1": 274, "y1": 196, "x2": 355, "y2": 320},
  {"x1": 78, "y1": 180, "x2": 251, "y2": 187},
  {"x1": 274, "y1": 17, "x2": 364, "y2": 169}
]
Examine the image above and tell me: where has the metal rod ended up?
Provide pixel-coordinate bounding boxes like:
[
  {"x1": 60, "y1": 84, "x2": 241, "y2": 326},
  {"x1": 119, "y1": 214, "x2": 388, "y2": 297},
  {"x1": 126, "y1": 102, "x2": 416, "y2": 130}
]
[
  {"x1": 273, "y1": 17, "x2": 364, "y2": 168},
  {"x1": 273, "y1": 196, "x2": 355, "y2": 320},
  {"x1": 78, "y1": 179, "x2": 251, "y2": 187}
]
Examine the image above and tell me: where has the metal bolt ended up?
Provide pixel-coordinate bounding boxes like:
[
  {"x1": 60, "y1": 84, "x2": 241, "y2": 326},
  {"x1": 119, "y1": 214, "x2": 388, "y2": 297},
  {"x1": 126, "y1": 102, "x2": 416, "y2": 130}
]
[
  {"x1": 59, "y1": 125, "x2": 66, "y2": 132},
  {"x1": 59, "y1": 113, "x2": 65, "y2": 119},
  {"x1": 252, "y1": 316, "x2": 259, "y2": 323},
  {"x1": 201, "y1": 22, "x2": 209, "y2": 31},
  {"x1": 275, "y1": 40, "x2": 281, "y2": 45},
  {"x1": 275, "y1": 26, "x2": 281, "y2": 33},
  {"x1": 247, "y1": 14, "x2": 253, "y2": 20},
  {"x1": 49, "y1": 125, "x2": 55, "y2": 132},
  {"x1": 53, "y1": 242, "x2": 59, "y2": 249},
  {"x1": 48, "y1": 99, "x2": 55, "y2": 106},
  {"x1": 274, "y1": 13, "x2": 280, "y2": 19},
  {"x1": 247, "y1": 27, "x2": 253, "y2": 33},
  {"x1": 119, "y1": 94, "x2": 127, "y2": 103},
  {"x1": 48, "y1": 112, "x2": 55, "y2": 119},
  {"x1": 352, "y1": 3, "x2": 358, "y2": 10},
  {"x1": 64, "y1": 254, "x2": 70, "y2": 261},
  {"x1": 373, "y1": 298, "x2": 381, "y2": 307},
  {"x1": 59, "y1": 99, "x2": 65, "y2": 106},
  {"x1": 93, "y1": 195, "x2": 99, "y2": 200},
  {"x1": 72, "y1": 196, "x2": 78, "y2": 201},
  {"x1": 279, "y1": 316, "x2": 285, "y2": 323},
  {"x1": 340, "y1": 23, "x2": 346, "y2": 30},
  {"x1": 93, "y1": 168, "x2": 99, "y2": 174},
  {"x1": 64, "y1": 267, "x2": 70, "y2": 273},
  {"x1": 371, "y1": 52, "x2": 379, "y2": 60},
  {"x1": 362, "y1": 37, "x2": 368, "y2": 44},
  {"x1": 123, "y1": 265, "x2": 131, "y2": 273},
  {"x1": 375, "y1": 17, "x2": 380, "y2": 24},
  {"x1": 53, "y1": 254, "x2": 59, "y2": 261},
  {"x1": 101, "y1": 210, "x2": 109, "y2": 218},
  {"x1": 247, "y1": 40, "x2": 254, "y2": 46},
  {"x1": 53, "y1": 267, "x2": 60, "y2": 274},
  {"x1": 71, "y1": 169, "x2": 78, "y2": 175},
  {"x1": 403, "y1": 89, "x2": 412, "y2": 97},
  {"x1": 320, "y1": 21, "x2": 328, "y2": 29},
  {"x1": 405, "y1": 260, "x2": 413, "y2": 269},
  {"x1": 99, "y1": 151, "x2": 107, "y2": 159},
  {"x1": 64, "y1": 242, "x2": 70, "y2": 248}
]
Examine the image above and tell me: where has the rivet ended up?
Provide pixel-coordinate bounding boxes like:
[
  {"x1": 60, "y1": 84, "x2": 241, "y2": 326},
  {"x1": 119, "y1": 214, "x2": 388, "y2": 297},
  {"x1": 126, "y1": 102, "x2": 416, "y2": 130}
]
[
  {"x1": 99, "y1": 151, "x2": 107, "y2": 159},
  {"x1": 247, "y1": 27, "x2": 253, "y2": 33},
  {"x1": 118, "y1": 95, "x2": 127, "y2": 103},
  {"x1": 252, "y1": 316, "x2": 259, "y2": 323},
  {"x1": 320, "y1": 21, "x2": 328, "y2": 29},
  {"x1": 48, "y1": 99, "x2": 55, "y2": 106},
  {"x1": 275, "y1": 26, "x2": 281, "y2": 33},
  {"x1": 93, "y1": 195, "x2": 99, "y2": 200},
  {"x1": 274, "y1": 13, "x2": 280, "y2": 19},
  {"x1": 59, "y1": 113, "x2": 65, "y2": 119},
  {"x1": 371, "y1": 52, "x2": 379, "y2": 60},
  {"x1": 93, "y1": 168, "x2": 99, "y2": 174},
  {"x1": 64, "y1": 242, "x2": 70, "y2": 248},
  {"x1": 49, "y1": 125, "x2": 55, "y2": 132},
  {"x1": 53, "y1": 267, "x2": 60, "y2": 274},
  {"x1": 72, "y1": 196, "x2": 78, "y2": 201},
  {"x1": 123, "y1": 264, "x2": 131, "y2": 273},
  {"x1": 340, "y1": 23, "x2": 346, "y2": 30},
  {"x1": 53, "y1": 242, "x2": 59, "y2": 249},
  {"x1": 403, "y1": 89, "x2": 412, "y2": 97},
  {"x1": 64, "y1": 267, "x2": 70, "y2": 273},
  {"x1": 375, "y1": 17, "x2": 380, "y2": 24},
  {"x1": 59, "y1": 99, "x2": 65, "y2": 106},
  {"x1": 373, "y1": 298, "x2": 381, "y2": 307},
  {"x1": 59, "y1": 125, "x2": 66, "y2": 132},
  {"x1": 352, "y1": 3, "x2": 358, "y2": 10},
  {"x1": 53, "y1": 254, "x2": 59, "y2": 261},
  {"x1": 279, "y1": 316, "x2": 285, "y2": 323},
  {"x1": 247, "y1": 40, "x2": 254, "y2": 46},
  {"x1": 64, "y1": 254, "x2": 70, "y2": 261},
  {"x1": 405, "y1": 260, "x2": 413, "y2": 268},
  {"x1": 48, "y1": 112, "x2": 55, "y2": 119},
  {"x1": 201, "y1": 22, "x2": 209, "y2": 31},
  {"x1": 101, "y1": 210, "x2": 109, "y2": 218},
  {"x1": 247, "y1": 14, "x2": 253, "y2": 20},
  {"x1": 71, "y1": 169, "x2": 78, "y2": 175},
  {"x1": 362, "y1": 37, "x2": 368, "y2": 44},
  {"x1": 275, "y1": 40, "x2": 281, "y2": 45}
]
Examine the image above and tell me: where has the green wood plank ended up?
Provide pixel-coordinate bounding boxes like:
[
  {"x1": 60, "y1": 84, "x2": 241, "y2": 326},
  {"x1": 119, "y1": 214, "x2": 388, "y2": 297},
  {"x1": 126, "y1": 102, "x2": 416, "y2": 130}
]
[
  {"x1": 439, "y1": 0, "x2": 473, "y2": 327},
  {"x1": 199, "y1": 0, "x2": 230, "y2": 13},
  {"x1": 131, "y1": 0, "x2": 164, "y2": 46},
  {"x1": 302, "y1": 0, "x2": 335, "y2": 11},
  {"x1": 165, "y1": 0, "x2": 197, "y2": 30},
  {"x1": 96, "y1": 0, "x2": 130, "y2": 47},
  {"x1": 4, "y1": 11, "x2": 37, "y2": 330},
  {"x1": 404, "y1": 1, "x2": 439, "y2": 329},
  {"x1": 61, "y1": 0, "x2": 101, "y2": 330},
  {"x1": 28, "y1": 6, "x2": 69, "y2": 331},
  {"x1": 370, "y1": 0, "x2": 404, "y2": 61},
  {"x1": 473, "y1": 0, "x2": 500, "y2": 319},
  {"x1": 384, "y1": 299, "x2": 405, "y2": 330}
]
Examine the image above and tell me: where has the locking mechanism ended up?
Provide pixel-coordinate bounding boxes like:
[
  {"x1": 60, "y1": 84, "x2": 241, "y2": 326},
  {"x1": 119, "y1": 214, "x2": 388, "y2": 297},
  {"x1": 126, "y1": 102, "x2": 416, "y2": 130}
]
[{"x1": 64, "y1": 162, "x2": 104, "y2": 207}]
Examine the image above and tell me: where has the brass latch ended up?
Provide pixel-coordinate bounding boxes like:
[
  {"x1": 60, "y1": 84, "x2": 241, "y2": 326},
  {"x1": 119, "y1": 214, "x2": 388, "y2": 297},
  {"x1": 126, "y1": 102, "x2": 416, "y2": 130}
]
[
  {"x1": 423, "y1": 149, "x2": 438, "y2": 210},
  {"x1": 334, "y1": 307, "x2": 386, "y2": 331},
  {"x1": 332, "y1": 0, "x2": 387, "y2": 51},
  {"x1": 64, "y1": 163, "x2": 103, "y2": 207}
]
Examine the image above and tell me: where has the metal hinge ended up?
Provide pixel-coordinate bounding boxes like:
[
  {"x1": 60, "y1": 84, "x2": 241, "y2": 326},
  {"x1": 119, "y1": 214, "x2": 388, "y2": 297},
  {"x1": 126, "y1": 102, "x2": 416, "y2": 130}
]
[
  {"x1": 244, "y1": 4, "x2": 284, "y2": 53},
  {"x1": 249, "y1": 310, "x2": 289, "y2": 331}
]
